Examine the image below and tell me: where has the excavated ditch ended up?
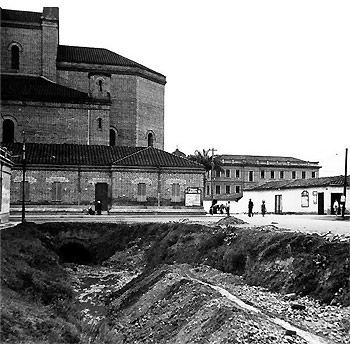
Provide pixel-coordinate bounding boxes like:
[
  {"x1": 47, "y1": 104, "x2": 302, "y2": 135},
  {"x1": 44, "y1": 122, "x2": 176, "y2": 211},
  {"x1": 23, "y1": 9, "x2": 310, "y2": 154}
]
[{"x1": 1, "y1": 219, "x2": 350, "y2": 343}]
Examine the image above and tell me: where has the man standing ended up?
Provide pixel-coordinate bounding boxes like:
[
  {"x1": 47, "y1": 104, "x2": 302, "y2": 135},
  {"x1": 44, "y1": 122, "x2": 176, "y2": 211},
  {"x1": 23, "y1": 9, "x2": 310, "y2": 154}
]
[{"x1": 248, "y1": 199, "x2": 254, "y2": 217}]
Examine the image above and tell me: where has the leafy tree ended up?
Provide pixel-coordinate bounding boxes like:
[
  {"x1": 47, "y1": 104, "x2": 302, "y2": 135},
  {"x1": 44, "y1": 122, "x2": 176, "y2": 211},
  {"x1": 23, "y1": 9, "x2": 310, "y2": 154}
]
[{"x1": 187, "y1": 149, "x2": 224, "y2": 197}]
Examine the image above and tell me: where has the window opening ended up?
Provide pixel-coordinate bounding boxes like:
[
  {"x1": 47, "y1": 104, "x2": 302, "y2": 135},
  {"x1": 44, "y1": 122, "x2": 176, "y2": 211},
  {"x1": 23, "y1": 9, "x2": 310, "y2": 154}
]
[
  {"x1": 3, "y1": 119, "x2": 15, "y2": 143},
  {"x1": 110, "y1": 129, "x2": 116, "y2": 146},
  {"x1": 52, "y1": 182, "x2": 62, "y2": 201},
  {"x1": 148, "y1": 132, "x2": 154, "y2": 147},
  {"x1": 225, "y1": 185, "x2": 230, "y2": 194},
  {"x1": 11, "y1": 45, "x2": 19, "y2": 70},
  {"x1": 301, "y1": 190, "x2": 309, "y2": 207},
  {"x1": 235, "y1": 185, "x2": 240, "y2": 194},
  {"x1": 98, "y1": 118, "x2": 102, "y2": 130},
  {"x1": 248, "y1": 171, "x2": 254, "y2": 182},
  {"x1": 215, "y1": 185, "x2": 221, "y2": 194},
  {"x1": 98, "y1": 79, "x2": 103, "y2": 92}
]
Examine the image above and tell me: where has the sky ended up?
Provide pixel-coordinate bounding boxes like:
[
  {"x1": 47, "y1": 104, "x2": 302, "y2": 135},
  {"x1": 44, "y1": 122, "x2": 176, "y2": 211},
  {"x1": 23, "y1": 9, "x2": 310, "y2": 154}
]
[{"x1": 2, "y1": 0, "x2": 349, "y2": 177}]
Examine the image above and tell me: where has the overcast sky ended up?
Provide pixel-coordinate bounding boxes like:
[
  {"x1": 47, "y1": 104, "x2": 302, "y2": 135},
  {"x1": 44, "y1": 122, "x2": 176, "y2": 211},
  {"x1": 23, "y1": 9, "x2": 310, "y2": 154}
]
[{"x1": 3, "y1": 0, "x2": 349, "y2": 177}]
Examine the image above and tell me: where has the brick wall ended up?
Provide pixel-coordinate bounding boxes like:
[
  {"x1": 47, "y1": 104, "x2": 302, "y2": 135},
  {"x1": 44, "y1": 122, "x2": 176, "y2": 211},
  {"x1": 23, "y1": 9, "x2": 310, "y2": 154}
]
[
  {"x1": 1, "y1": 26, "x2": 42, "y2": 75},
  {"x1": 1, "y1": 102, "x2": 110, "y2": 145},
  {"x1": 11, "y1": 167, "x2": 111, "y2": 206},
  {"x1": 112, "y1": 168, "x2": 203, "y2": 206},
  {"x1": 136, "y1": 78, "x2": 165, "y2": 149}
]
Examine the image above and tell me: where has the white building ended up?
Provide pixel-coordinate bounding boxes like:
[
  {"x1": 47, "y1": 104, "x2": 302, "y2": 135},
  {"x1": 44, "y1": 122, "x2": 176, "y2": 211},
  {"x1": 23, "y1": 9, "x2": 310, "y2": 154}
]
[{"x1": 228, "y1": 175, "x2": 349, "y2": 215}]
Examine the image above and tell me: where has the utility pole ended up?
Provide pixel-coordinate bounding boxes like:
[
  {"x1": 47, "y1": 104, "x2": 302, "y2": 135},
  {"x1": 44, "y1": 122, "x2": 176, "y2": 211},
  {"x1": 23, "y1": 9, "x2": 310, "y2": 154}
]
[
  {"x1": 21, "y1": 131, "x2": 26, "y2": 223},
  {"x1": 342, "y1": 147, "x2": 348, "y2": 218},
  {"x1": 210, "y1": 147, "x2": 217, "y2": 204}
]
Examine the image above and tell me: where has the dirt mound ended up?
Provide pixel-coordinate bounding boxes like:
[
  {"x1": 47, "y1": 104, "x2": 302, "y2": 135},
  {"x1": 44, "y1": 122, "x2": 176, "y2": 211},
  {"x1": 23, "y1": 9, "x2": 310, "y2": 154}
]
[{"x1": 216, "y1": 216, "x2": 247, "y2": 226}]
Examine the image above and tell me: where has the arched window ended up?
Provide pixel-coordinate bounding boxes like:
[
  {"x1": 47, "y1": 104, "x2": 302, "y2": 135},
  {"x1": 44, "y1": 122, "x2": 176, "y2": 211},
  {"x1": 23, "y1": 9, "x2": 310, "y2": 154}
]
[
  {"x1": 3, "y1": 119, "x2": 15, "y2": 143},
  {"x1": 110, "y1": 129, "x2": 116, "y2": 146},
  {"x1": 147, "y1": 132, "x2": 154, "y2": 147},
  {"x1": 98, "y1": 118, "x2": 102, "y2": 130},
  {"x1": 11, "y1": 45, "x2": 19, "y2": 70}
]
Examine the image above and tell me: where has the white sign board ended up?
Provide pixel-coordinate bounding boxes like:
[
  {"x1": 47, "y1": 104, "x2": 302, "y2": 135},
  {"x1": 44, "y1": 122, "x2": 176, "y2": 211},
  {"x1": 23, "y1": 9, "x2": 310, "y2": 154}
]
[{"x1": 185, "y1": 187, "x2": 202, "y2": 207}]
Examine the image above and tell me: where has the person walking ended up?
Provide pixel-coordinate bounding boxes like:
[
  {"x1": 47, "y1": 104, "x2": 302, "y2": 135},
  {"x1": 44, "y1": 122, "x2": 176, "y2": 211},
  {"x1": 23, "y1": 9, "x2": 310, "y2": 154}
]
[
  {"x1": 248, "y1": 199, "x2": 254, "y2": 217},
  {"x1": 226, "y1": 201, "x2": 230, "y2": 217},
  {"x1": 261, "y1": 200, "x2": 266, "y2": 217}
]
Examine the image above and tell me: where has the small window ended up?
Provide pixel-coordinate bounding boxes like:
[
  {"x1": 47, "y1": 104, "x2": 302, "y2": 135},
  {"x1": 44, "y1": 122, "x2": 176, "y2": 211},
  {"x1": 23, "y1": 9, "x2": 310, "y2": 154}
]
[
  {"x1": 51, "y1": 182, "x2": 62, "y2": 201},
  {"x1": 148, "y1": 132, "x2": 154, "y2": 147},
  {"x1": 248, "y1": 171, "x2": 254, "y2": 182},
  {"x1": 270, "y1": 171, "x2": 275, "y2": 179},
  {"x1": 235, "y1": 169, "x2": 240, "y2": 178},
  {"x1": 280, "y1": 171, "x2": 284, "y2": 179},
  {"x1": 312, "y1": 171, "x2": 316, "y2": 178},
  {"x1": 302, "y1": 171, "x2": 306, "y2": 179},
  {"x1": 20, "y1": 181, "x2": 30, "y2": 202},
  {"x1": 292, "y1": 171, "x2": 296, "y2": 179},
  {"x1": 11, "y1": 45, "x2": 20, "y2": 70},
  {"x1": 301, "y1": 190, "x2": 309, "y2": 207},
  {"x1": 171, "y1": 183, "x2": 181, "y2": 202},
  {"x1": 2, "y1": 119, "x2": 15, "y2": 143},
  {"x1": 110, "y1": 129, "x2": 116, "y2": 146},
  {"x1": 98, "y1": 79, "x2": 103, "y2": 92},
  {"x1": 206, "y1": 185, "x2": 210, "y2": 195},
  {"x1": 235, "y1": 185, "x2": 240, "y2": 194},
  {"x1": 98, "y1": 118, "x2": 102, "y2": 130},
  {"x1": 216, "y1": 170, "x2": 221, "y2": 178},
  {"x1": 260, "y1": 170, "x2": 265, "y2": 179},
  {"x1": 215, "y1": 185, "x2": 221, "y2": 194},
  {"x1": 225, "y1": 185, "x2": 230, "y2": 194},
  {"x1": 225, "y1": 169, "x2": 230, "y2": 178},
  {"x1": 137, "y1": 183, "x2": 146, "y2": 202}
]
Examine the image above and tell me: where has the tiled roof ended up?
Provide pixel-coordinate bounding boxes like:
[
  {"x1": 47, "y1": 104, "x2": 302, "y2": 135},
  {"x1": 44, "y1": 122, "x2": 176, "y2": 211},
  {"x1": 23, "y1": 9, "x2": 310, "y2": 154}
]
[
  {"x1": 113, "y1": 147, "x2": 203, "y2": 168},
  {"x1": 1, "y1": 9, "x2": 42, "y2": 24},
  {"x1": 57, "y1": 45, "x2": 165, "y2": 78},
  {"x1": 3, "y1": 143, "x2": 204, "y2": 169},
  {"x1": 220, "y1": 154, "x2": 319, "y2": 166},
  {"x1": 1, "y1": 75, "x2": 107, "y2": 104},
  {"x1": 248, "y1": 175, "x2": 350, "y2": 191}
]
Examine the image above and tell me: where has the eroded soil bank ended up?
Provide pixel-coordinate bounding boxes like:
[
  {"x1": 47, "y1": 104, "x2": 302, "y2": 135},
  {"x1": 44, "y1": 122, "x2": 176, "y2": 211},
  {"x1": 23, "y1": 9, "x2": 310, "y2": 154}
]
[{"x1": 1, "y1": 219, "x2": 349, "y2": 343}]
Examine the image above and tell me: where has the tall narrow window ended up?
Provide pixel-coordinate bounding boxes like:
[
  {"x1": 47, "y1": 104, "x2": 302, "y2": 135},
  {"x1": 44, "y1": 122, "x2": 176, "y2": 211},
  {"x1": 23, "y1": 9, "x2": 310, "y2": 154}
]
[
  {"x1": 11, "y1": 45, "x2": 19, "y2": 70},
  {"x1": 171, "y1": 183, "x2": 181, "y2": 202},
  {"x1": 271, "y1": 171, "x2": 275, "y2": 179},
  {"x1": 302, "y1": 171, "x2": 306, "y2": 179},
  {"x1": 225, "y1": 169, "x2": 230, "y2": 178},
  {"x1": 261, "y1": 170, "x2": 265, "y2": 179},
  {"x1": 2, "y1": 119, "x2": 15, "y2": 143},
  {"x1": 98, "y1": 118, "x2": 102, "y2": 130},
  {"x1": 248, "y1": 171, "x2": 254, "y2": 182},
  {"x1": 215, "y1": 185, "x2": 221, "y2": 194},
  {"x1": 20, "y1": 181, "x2": 30, "y2": 202},
  {"x1": 110, "y1": 129, "x2": 116, "y2": 146},
  {"x1": 235, "y1": 185, "x2": 240, "y2": 194},
  {"x1": 137, "y1": 183, "x2": 146, "y2": 202},
  {"x1": 301, "y1": 190, "x2": 309, "y2": 207},
  {"x1": 280, "y1": 171, "x2": 284, "y2": 179},
  {"x1": 225, "y1": 185, "x2": 231, "y2": 194},
  {"x1": 235, "y1": 169, "x2": 240, "y2": 178},
  {"x1": 148, "y1": 133, "x2": 154, "y2": 147},
  {"x1": 98, "y1": 79, "x2": 103, "y2": 92},
  {"x1": 51, "y1": 182, "x2": 62, "y2": 201},
  {"x1": 292, "y1": 171, "x2": 296, "y2": 179}
]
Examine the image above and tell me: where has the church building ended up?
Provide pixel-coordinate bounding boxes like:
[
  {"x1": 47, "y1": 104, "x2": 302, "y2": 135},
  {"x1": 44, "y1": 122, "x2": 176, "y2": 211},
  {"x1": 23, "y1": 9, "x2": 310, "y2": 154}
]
[{"x1": 1, "y1": 7, "x2": 205, "y2": 213}]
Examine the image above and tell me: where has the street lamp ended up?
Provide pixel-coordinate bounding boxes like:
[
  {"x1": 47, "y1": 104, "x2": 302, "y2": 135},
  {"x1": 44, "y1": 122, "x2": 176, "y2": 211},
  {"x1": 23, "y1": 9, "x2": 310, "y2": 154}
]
[
  {"x1": 341, "y1": 148, "x2": 348, "y2": 218},
  {"x1": 21, "y1": 131, "x2": 26, "y2": 223}
]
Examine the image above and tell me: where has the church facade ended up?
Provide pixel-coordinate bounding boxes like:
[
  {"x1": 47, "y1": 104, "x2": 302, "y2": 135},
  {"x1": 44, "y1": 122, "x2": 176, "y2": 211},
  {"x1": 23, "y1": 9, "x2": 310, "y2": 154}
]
[
  {"x1": 1, "y1": 7, "x2": 165, "y2": 148},
  {"x1": 1, "y1": 7, "x2": 205, "y2": 213}
]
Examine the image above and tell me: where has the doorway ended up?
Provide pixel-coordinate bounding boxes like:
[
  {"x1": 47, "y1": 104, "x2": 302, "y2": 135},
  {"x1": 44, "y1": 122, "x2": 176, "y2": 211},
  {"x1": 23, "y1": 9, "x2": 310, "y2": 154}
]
[
  {"x1": 275, "y1": 194, "x2": 282, "y2": 214},
  {"x1": 318, "y1": 192, "x2": 324, "y2": 215},
  {"x1": 95, "y1": 183, "x2": 108, "y2": 211},
  {"x1": 330, "y1": 193, "x2": 342, "y2": 215}
]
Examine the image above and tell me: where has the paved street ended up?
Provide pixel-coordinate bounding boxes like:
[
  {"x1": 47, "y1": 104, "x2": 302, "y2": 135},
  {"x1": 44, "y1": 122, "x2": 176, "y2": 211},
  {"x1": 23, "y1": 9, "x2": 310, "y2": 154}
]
[{"x1": 8, "y1": 213, "x2": 350, "y2": 237}]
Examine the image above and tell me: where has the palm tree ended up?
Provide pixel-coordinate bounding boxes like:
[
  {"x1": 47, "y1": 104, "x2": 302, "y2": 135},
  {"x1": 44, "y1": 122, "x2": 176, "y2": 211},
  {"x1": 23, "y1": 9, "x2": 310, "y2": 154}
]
[{"x1": 187, "y1": 149, "x2": 224, "y2": 197}]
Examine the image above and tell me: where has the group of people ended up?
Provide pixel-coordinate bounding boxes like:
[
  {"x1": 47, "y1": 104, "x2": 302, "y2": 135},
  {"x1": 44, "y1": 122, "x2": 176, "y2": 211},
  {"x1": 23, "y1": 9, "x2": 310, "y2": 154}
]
[{"x1": 248, "y1": 199, "x2": 266, "y2": 217}]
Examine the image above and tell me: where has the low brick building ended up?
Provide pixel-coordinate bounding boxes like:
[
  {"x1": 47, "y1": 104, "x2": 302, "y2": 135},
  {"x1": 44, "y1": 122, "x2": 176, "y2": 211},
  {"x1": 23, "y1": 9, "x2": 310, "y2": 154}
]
[{"x1": 5, "y1": 143, "x2": 205, "y2": 213}]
